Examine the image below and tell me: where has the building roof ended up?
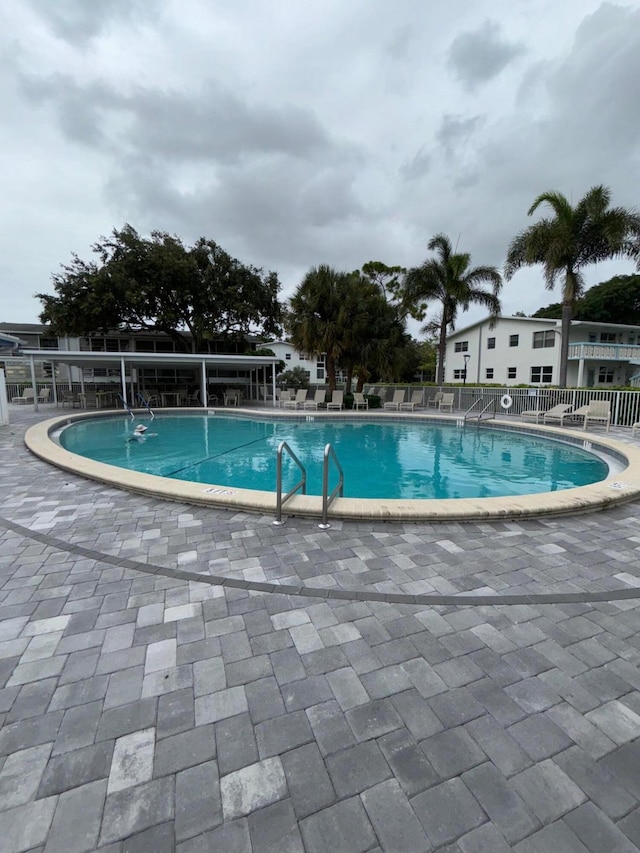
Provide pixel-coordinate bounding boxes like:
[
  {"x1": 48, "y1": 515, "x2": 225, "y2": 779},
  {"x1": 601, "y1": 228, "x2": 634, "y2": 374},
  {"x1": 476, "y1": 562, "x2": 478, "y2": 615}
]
[
  {"x1": 446, "y1": 315, "x2": 640, "y2": 340},
  {"x1": 19, "y1": 349, "x2": 280, "y2": 371},
  {"x1": 446, "y1": 316, "x2": 560, "y2": 339}
]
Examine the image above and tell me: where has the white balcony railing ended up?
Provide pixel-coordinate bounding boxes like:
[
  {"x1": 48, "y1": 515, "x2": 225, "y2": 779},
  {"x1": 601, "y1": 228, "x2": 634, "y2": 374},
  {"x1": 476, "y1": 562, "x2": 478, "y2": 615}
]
[{"x1": 568, "y1": 342, "x2": 640, "y2": 361}]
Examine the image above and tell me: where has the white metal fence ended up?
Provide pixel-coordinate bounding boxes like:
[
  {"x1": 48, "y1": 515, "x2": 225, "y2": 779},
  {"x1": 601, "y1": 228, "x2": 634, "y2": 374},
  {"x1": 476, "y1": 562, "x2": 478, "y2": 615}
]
[
  {"x1": 9, "y1": 380, "x2": 640, "y2": 427},
  {"x1": 371, "y1": 385, "x2": 640, "y2": 428}
]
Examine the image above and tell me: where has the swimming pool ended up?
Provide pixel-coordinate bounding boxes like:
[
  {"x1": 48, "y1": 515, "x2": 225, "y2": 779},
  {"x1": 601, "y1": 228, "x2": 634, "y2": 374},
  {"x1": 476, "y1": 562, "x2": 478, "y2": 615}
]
[{"x1": 58, "y1": 413, "x2": 609, "y2": 500}]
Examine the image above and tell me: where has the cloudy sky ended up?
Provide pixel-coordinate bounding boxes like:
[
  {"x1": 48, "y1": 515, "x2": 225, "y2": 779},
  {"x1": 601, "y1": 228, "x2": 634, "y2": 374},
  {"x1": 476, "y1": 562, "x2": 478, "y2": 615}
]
[{"x1": 2, "y1": 0, "x2": 639, "y2": 333}]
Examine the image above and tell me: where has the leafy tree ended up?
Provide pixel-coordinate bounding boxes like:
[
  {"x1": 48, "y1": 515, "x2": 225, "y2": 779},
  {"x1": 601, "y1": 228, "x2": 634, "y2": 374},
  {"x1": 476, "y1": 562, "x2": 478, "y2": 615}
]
[
  {"x1": 278, "y1": 367, "x2": 309, "y2": 390},
  {"x1": 575, "y1": 274, "x2": 640, "y2": 323},
  {"x1": 505, "y1": 186, "x2": 640, "y2": 386},
  {"x1": 415, "y1": 338, "x2": 437, "y2": 381},
  {"x1": 354, "y1": 261, "x2": 406, "y2": 303},
  {"x1": 532, "y1": 302, "x2": 563, "y2": 319},
  {"x1": 400, "y1": 233, "x2": 502, "y2": 384},
  {"x1": 38, "y1": 225, "x2": 282, "y2": 352},
  {"x1": 338, "y1": 274, "x2": 411, "y2": 391}
]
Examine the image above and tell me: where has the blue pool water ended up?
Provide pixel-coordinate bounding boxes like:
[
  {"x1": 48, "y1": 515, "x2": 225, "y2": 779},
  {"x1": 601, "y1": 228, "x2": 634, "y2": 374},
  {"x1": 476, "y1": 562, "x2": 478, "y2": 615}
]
[{"x1": 58, "y1": 415, "x2": 609, "y2": 500}]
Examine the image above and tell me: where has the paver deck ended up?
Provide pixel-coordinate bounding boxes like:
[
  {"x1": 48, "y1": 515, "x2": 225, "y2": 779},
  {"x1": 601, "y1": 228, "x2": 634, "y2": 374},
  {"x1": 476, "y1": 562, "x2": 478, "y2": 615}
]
[{"x1": 2, "y1": 405, "x2": 640, "y2": 851}]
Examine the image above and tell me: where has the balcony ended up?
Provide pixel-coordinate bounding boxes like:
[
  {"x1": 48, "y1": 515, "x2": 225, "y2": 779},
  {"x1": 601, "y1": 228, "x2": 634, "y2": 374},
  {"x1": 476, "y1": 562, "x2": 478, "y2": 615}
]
[{"x1": 568, "y1": 342, "x2": 640, "y2": 362}]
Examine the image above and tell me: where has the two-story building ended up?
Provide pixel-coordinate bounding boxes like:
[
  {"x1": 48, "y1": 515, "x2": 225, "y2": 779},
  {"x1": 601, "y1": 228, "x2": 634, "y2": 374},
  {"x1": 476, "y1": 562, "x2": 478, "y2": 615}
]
[
  {"x1": 444, "y1": 316, "x2": 640, "y2": 387},
  {"x1": 263, "y1": 340, "x2": 350, "y2": 385}
]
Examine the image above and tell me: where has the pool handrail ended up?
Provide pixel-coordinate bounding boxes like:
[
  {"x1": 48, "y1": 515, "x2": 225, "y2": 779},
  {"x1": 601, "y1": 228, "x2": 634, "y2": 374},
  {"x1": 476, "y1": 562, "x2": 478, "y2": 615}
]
[
  {"x1": 273, "y1": 441, "x2": 307, "y2": 525},
  {"x1": 319, "y1": 443, "x2": 344, "y2": 530}
]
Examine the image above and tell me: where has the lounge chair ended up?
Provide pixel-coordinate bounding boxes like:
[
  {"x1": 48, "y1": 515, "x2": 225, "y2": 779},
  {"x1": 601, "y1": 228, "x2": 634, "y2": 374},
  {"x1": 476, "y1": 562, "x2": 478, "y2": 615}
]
[
  {"x1": 277, "y1": 390, "x2": 292, "y2": 407},
  {"x1": 582, "y1": 400, "x2": 611, "y2": 432},
  {"x1": 140, "y1": 390, "x2": 162, "y2": 406},
  {"x1": 427, "y1": 391, "x2": 443, "y2": 409},
  {"x1": 326, "y1": 390, "x2": 344, "y2": 410},
  {"x1": 541, "y1": 404, "x2": 574, "y2": 426},
  {"x1": 567, "y1": 405, "x2": 590, "y2": 426},
  {"x1": 284, "y1": 389, "x2": 308, "y2": 409},
  {"x1": 400, "y1": 389, "x2": 425, "y2": 411},
  {"x1": 352, "y1": 392, "x2": 368, "y2": 410},
  {"x1": 37, "y1": 387, "x2": 51, "y2": 403},
  {"x1": 11, "y1": 388, "x2": 34, "y2": 404},
  {"x1": 384, "y1": 390, "x2": 406, "y2": 411},
  {"x1": 439, "y1": 393, "x2": 455, "y2": 412},
  {"x1": 521, "y1": 407, "x2": 544, "y2": 423},
  {"x1": 182, "y1": 389, "x2": 200, "y2": 406},
  {"x1": 304, "y1": 389, "x2": 326, "y2": 410}
]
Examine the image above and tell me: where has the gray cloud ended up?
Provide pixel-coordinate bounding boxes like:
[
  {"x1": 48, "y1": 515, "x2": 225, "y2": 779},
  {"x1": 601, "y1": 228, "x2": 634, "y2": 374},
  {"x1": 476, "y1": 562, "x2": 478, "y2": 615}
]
[
  {"x1": 18, "y1": 73, "x2": 337, "y2": 165},
  {"x1": 400, "y1": 147, "x2": 431, "y2": 181},
  {"x1": 435, "y1": 114, "x2": 484, "y2": 159},
  {"x1": 1, "y1": 0, "x2": 638, "y2": 326},
  {"x1": 448, "y1": 20, "x2": 525, "y2": 90},
  {"x1": 26, "y1": 0, "x2": 157, "y2": 45}
]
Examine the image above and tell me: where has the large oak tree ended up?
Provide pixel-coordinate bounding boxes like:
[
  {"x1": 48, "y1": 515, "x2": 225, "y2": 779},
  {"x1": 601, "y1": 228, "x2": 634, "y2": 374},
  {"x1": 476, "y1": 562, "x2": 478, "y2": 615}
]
[{"x1": 38, "y1": 225, "x2": 282, "y2": 352}]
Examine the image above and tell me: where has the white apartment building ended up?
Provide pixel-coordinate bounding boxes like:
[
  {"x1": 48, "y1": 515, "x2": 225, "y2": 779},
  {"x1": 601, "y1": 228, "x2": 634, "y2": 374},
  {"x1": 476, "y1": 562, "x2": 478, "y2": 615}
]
[
  {"x1": 264, "y1": 340, "x2": 344, "y2": 384},
  {"x1": 444, "y1": 316, "x2": 640, "y2": 388}
]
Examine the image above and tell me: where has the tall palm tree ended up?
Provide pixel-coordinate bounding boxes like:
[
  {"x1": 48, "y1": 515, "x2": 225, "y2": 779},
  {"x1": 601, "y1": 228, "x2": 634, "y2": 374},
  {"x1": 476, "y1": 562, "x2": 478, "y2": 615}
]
[
  {"x1": 288, "y1": 265, "x2": 351, "y2": 393},
  {"x1": 505, "y1": 185, "x2": 640, "y2": 387},
  {"x1": 401, "y1": 234, "x2": 502, "y2": 384}
]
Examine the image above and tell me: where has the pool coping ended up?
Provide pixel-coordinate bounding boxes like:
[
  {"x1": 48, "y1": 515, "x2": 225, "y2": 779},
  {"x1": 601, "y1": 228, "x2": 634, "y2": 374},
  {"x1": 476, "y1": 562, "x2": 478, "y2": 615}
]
[{"x1": 24, "y1": 407, "x2": 640, "y2": 523}]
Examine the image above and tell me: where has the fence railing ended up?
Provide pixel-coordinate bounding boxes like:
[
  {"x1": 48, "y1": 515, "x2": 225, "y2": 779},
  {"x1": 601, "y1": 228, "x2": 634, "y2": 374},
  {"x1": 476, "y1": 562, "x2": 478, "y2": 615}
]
[
  {"x1": 369, "y1": 385, "x2": 640, "y2": 428},
  {"x1": 9, "y1": 380, "x2": 640, "y2": 428}
]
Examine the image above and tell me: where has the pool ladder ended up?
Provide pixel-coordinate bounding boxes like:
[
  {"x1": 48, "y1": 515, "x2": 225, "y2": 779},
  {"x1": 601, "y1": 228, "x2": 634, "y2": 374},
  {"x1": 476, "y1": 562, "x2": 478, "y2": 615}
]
[
  {"x1": 273, "y1": 441, "x2": 344, "y2": 528},
  {"x1": 464, "y1": 398, "x2": 497, "y2": 423}
]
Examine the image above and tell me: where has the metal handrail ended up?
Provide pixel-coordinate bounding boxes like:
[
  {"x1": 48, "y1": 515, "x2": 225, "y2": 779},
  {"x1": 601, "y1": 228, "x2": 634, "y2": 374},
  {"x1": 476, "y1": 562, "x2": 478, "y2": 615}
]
[
  {"x1": 319, "y1": 443, "x2": 344, "y2": 530},
  {"x1": 273, "y1": 441, "x2": 307, "y2": 526},
  {"x1": 464, "y1": 398, "x2": 497, "y2": 422},
  {"x1": 463, "y1": 399, "x2": 483, "y2": 420}
]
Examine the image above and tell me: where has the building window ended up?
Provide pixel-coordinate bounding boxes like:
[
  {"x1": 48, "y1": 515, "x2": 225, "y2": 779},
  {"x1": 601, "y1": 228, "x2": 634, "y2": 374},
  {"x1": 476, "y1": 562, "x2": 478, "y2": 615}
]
[
  {"x1": 487, "y1": 337, "x2": 495, "y2": 349},
  {"x1": 600, "y1": 332, "x2": 616, "y2": 343},
  {"x1": 453, "y1": 369, "x2": 464, "y2": 379},
  {"x1": 485, "y1": 368, "x2": 494, "y2": 379},
  {"x1": 285, "y1": 353, "x2": 291, "y2": 360},
  {"x1": 40, "y1": 337, "x2": 59, "y2": 350},
  {"x1": 508, "y1": 367, "x2": 517, "y2": 379},
  {"x1": 532, "y1": 330, "x2": 555, "y2": 348},
  {"x1": 531, "y1": 365, "x2": 553, "y2": 383},
  {"x1": 598, "y1": 366, "x2": 614, "y2": 383},
  {"x1": 454, "y1": 341, "x2": 469, "y2": 353},
  {"x1": 509, "y1": 335, "x2": 519, "y2": 347}
]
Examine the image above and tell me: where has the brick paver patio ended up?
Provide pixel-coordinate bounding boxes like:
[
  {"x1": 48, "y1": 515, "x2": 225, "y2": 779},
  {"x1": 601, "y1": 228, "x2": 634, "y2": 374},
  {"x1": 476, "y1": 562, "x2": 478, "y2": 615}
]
[{"x1": 2, "y1": 405, "x2": 640, "y2": 851}]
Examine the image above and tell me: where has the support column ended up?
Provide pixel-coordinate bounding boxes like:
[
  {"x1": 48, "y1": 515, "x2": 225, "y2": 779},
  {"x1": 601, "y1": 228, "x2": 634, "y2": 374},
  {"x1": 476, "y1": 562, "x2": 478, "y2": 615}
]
[
  {"x1": 201, "y1": 360, "x2": 207, "y2": 407},
  {"x1": 51, "y1": 362, "x2": 58, "y2": 406},
  {"x1": 120, "y1": 357, "x2": 127, "y2": 405},
  {"x1": 576, "y1": 357, "x2": 585, "y2": 388},
  {"x1": 30, "y1": 355, "x2": 39, "y2": 413}
]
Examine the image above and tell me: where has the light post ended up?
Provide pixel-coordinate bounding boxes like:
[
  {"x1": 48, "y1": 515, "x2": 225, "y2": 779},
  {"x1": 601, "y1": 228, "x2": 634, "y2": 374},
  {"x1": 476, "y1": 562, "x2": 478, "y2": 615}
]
[{"x1": 463, "y1": 353, "x2": 470, "y2": 386}]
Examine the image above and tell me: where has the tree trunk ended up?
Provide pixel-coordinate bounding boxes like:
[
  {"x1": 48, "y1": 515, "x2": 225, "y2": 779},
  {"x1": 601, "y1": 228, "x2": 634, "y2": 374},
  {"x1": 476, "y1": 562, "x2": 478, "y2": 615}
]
[
  {"x1": 559, "y1": 300, "x2": 572, "y2": 387},
  {"x1": 437, "y1": 318, "x2": 448, "y2": 384},
  {"x1": 327, "y1": 353, "x2": 337, "y2": 394},
  {"x1": 345, "y1": 367, "x2": 353, "y2": 395}
]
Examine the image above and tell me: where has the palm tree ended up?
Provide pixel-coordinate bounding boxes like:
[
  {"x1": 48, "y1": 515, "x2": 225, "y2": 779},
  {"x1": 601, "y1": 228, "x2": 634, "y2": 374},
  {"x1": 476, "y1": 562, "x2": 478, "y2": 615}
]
[
  {"x1": 505, "y1": 185, "x2": 640, "y2": 387},
  {"x1": 288, "y1": 265, "x2": 351, "y2": 393},
  {"x1": 401, "y1": 234, "x2": 502, "y2": 384}
]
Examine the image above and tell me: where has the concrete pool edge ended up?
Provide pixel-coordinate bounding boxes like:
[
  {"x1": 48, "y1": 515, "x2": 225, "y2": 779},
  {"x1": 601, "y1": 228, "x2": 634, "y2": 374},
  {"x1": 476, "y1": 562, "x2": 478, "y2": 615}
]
[{"x1": 24, "y1": 408, "x2": 640, "y2": 523}]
